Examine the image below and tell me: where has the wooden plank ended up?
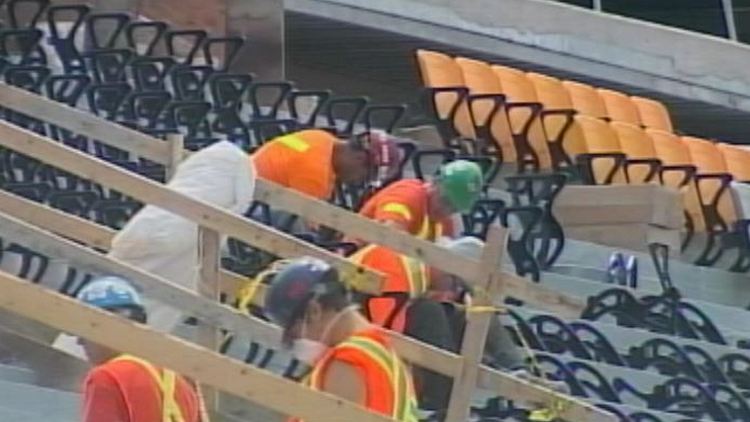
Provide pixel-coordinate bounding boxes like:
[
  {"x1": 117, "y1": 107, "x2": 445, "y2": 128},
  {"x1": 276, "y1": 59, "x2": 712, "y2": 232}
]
[
  {"x1": 0, "y1": 83, "x2": 170, "y2": 164},
  {"x1": 254, "y1": 179, "x2": 587, "y2": 317},
  {"x1": 0, "y1": 189, "x2": 252, "y2": 302},
  {"x1": 0, "y1": 120, "x2": 383, "y2": 294},
  {"x1": 0, "y1": 270, "x2": 395, "y2": 422},
  {"x1": 0, "y1": 189, "x2": 116, "y2": 250},
  {"x1": 166, "y1": 133, "x2": 186, "y2": 180},
  {"x1": 254, "y1": 179, "x2": 478, "y2": 281},
  {"x1": 445, "y1": 227, "x2": 507, "y2": 421},
  {"x1": 197, "y1": 227, "x2": 222, "y2": 411},
  {"x1": 0, "y1": 211, "x2": 282, "y2": 348}
]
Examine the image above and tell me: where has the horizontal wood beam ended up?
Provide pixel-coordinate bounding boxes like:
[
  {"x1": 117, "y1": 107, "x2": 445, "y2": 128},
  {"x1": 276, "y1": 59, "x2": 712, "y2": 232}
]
[
  {"x1": 0, "y1": 120, "x2": 383, "y2": 294},
  {"x1": 0, "y1": 211, "x2": 282, "y2": 347},
  {"x1": 0, "y1": 269, "x2": 394, "y2": 422},
  {"x1": 0, "y1": 83, "x2": 171, "y2": 164}
]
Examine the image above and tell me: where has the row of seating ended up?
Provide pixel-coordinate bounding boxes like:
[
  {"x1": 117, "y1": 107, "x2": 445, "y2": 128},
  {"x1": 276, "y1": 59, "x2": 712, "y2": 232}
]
[{"x1": 416, "y1": 49, "x2": 750, "y2": 272}]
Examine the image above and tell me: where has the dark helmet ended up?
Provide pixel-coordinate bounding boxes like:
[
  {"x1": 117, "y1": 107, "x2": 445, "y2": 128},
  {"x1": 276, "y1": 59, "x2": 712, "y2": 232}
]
[{"x1": 263, "y1": 257, "x2": 344, "y2": 335}]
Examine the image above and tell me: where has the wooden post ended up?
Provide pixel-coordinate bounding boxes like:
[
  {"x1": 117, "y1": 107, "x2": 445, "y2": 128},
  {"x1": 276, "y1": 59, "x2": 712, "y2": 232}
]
[
  {"x1": 198, "y1": 226, "x2": 222, "y2": 412},
  {"x1": 166, "y1": 133, "x2": 185, "y2": 181},
  {"x1": 445, "y1": 226, "x2": 508, "y2": 421}
]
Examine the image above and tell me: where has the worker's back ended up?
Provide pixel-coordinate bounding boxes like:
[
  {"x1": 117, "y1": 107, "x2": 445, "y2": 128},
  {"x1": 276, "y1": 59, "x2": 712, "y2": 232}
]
[
  {"x1": 82, "y1": 356, "x2": 200, "y2": 422},
  {"x1": 359, "y1": 179, "x2": 454, "y2": 240},
  {"x1": 253, "y1": 129, "x2": 338, "y2": 200}
]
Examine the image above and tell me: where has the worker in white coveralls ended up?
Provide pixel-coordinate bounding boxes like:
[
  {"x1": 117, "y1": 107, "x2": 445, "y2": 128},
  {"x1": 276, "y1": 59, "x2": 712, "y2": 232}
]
[{"x1": 54, "y1": 141, "x2": 256, "y2": 356}]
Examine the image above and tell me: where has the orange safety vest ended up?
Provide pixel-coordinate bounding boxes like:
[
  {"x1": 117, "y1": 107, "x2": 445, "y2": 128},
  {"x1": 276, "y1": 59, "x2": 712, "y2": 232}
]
[
  {"x1": 349, "y1": 245, "x2": 429, "y2": 332},
  {"x1": 104, "y1": 355, "x2": 201, "y2": 422},
  {"x1": 379, "y1": 202, "x2": 444, "y2": 241},
  {"x1": 291, "y1": 329, "x2": 419, "y2": 422}
]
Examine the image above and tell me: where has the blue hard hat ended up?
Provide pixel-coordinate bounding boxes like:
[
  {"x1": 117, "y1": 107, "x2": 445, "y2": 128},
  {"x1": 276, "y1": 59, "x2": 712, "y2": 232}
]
[
  {"x1": 263, "y1": 257, "x2": 342, "y2": 332},
  {"x1": 77, "y1": 275, "x2": 144, "y2": 312}
]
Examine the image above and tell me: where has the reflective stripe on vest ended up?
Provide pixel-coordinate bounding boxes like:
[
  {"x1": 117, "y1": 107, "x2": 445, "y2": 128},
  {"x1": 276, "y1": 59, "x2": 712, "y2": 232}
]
[
  {"x1": 307, "y1": 334, "x2": 419, "y2": 422},
  {"x1": 277, "y1": 134, "x2": 310, "y2": 152},
  {"x1": 112, "y1": 355, "x2": 186, "y2": 422},
  {"x1": 416, "y1": 214, "x2": 442, "y2": 241},
  {"x1": 349, "y1": 246, "x2": 428, "y2": 298},
  {"x1": 382, "y1": 203, "x2": 413, "y2": 221}
]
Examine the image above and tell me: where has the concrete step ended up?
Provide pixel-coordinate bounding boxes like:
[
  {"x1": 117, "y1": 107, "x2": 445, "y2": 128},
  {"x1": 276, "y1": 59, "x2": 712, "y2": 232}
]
[
  {"x1": 0, "y1": 378, "x2": 79, "y2": 419},
  {"x1": 0, "y1": 362, "x2": 35, "y2": 385}
]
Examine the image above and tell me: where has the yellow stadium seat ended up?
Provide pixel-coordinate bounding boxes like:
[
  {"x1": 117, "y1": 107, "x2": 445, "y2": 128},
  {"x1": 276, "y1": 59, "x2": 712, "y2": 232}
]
[
  {"x1": 646, "y1": 129, "x2": 707, "y2": 236},
  {"x1": 609, "y1": 122, "x2": 662, "y2": 183},
  {"x1": 598, "y1": 88, "x2": 642, "y2": 126},
  {"x1": 682, "y1": 136, "x2": 737, "y2": 234},
  {"x1": 526, "y1": 72, "x2": 581, "y2": 169},
  {"x1": 573, "y1": 115, "x2": 628, "y2": 185},
  {"x1": 717, "y1": 143, "x2": 750, "y2": 182},
  {"x1": 562, "y1": 80, "x2": 608, "y2": 119},
  {"x1": 415, "y1": 50, "x2": 477, "y2": 148},
  {"x1": 451, "y1": 57, "x2": 516, "y2": 166},
  {"x1": 632, "y1": 95, "x2": 674, "y2": 132}
]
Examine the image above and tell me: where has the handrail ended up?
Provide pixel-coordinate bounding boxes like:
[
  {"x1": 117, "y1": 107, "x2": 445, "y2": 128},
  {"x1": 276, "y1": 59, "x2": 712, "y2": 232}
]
[{"x1": 0, "y1": 270, "x2": 394, "y2": 422}]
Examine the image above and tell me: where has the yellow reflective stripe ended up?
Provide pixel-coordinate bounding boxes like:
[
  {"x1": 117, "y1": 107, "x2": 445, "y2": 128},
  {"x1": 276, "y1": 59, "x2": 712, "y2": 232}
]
[
  {"x1": 382, "y1": 203, "x2": 413, "y2": 221},
  {"x1": 398, "y1": 255, "x2": 428, "y2": 297},
  {"x1": 112, "y1": 355, "x2": 186, "y2": 422},
  {"x1": 276, "y1": 134, "x2": 310, "y2": 152}
]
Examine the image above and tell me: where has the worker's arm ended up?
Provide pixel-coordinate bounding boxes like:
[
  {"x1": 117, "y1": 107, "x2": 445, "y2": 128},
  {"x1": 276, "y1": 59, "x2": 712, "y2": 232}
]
[
  {"x1": 321, "y1": 360, "x2": 367, "y2": 406},
  {"x1": 81, "y1": 369, "x2": 129, "y2": 422}
]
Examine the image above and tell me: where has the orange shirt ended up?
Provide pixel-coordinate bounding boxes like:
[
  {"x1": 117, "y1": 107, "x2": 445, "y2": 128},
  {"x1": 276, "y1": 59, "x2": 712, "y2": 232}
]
[
  {"x1": 359, "y1": 179, "x2": 454, "y2": 240},
  {"x1": 252, "y1": 129, "x2": 337, "y2": 200},
  {"x1": 82, "y1": 359, "x2": 200, "y2": 422}
]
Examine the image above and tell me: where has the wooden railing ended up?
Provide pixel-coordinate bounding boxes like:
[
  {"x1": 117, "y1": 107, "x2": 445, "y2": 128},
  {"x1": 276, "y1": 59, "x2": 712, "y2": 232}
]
[{"x1": 0, "y1": 82, "x2": 615, "y2": 421}]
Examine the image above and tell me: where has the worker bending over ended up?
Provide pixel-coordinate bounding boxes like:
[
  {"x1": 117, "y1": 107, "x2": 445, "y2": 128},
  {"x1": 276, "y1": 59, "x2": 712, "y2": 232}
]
[
  {"x1": 359, "y1": 160, "x2": 483, "y2": 241},
  {"x1": 253, "y1": 129, "x2": 402, "y2": 200},
  {"x1": 78, "y1": 276, "x2": 202, "y2": 422},
  {"x1": 264, "y1": 257, "x2": 420, "y2": 422}
]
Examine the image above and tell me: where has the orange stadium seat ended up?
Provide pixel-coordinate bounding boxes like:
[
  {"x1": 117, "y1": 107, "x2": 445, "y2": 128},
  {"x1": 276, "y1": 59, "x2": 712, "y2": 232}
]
[
  {"x1": 415, "y1": 49, "x2": 477, "y2": 149},
  {"x1": 718, "y1": 143, "x2": 750, "y2": 182},
  {"x1": 631, "y1": 95, "x2": 674, "y2": 132},
  {"x1": 609, "y1": 121, "x2": 662, "y2": 184},
  {"x1": 450, "y1": 56, "x2": 517, "y2": 166},
  {"x1": 598, "y1": 88, "x2": 642, "y2": 126},
  {"x1": 573, "y1": 115, "x2": 628, "y2": 185},
  {"x1": 526, "y1": 72, "x2": 581, "y2": 169},
  {"x1": 562, "y1": 80, "x2": 608, "y2": 119}
]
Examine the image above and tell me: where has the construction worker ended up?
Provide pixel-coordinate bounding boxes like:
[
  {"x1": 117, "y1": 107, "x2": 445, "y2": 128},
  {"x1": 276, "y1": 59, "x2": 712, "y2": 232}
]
[
  {"x1": 263, "y1": 257, "x2": 420, "y2": 422},
  {"x1": 359, "y1": 160, "x2": 484, "y2": 241},
  {"x1": 253, "y1": 129, "x2": 403, "y2": 201},
  {"x1": 78, "y1": 275, "x2": 202, "y2": 422}
]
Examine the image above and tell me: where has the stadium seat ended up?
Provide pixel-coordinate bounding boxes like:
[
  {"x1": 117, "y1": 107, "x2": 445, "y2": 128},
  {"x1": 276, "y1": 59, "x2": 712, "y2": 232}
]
[
  {"x1": 562, "y1": 80, "x2": 608, "y2": 120},
  {"x1": 415, "y1": 49, "x2": 477, "y2": 150},
  {"x1": 609, "y1": 122, "x2": 662, "y2": 184},
  {"x1": 573, "y1": 115, "x2": 628, "y2": 185},
  {"x1": 454, "y1": 56, "x2": 550, "y2": 171},
  {"x1": 631, "y1": 96, "x2": 674, "y2": 133},
  {"x1": 526, "y1": 72, "x2": 582, "y2": 170},
  {"x1": 597, "y1": 88, "x2": 642, "y2": 127}
]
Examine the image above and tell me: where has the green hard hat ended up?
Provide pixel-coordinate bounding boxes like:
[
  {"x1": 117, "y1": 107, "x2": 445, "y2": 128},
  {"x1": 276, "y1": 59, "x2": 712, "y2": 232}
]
[{"x1": 436, "y1": 160, "x2": 484, "y2": 213}]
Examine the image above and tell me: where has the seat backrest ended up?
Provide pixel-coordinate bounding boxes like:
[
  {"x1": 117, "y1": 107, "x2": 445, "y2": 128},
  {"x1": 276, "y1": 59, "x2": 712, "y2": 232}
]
[
  {"x1": 682, "y1": 136, "x2": 737, "y2": 225},
  {"x1": 415, "y1": 49, "x2": 475, "y2": 139},
  {"x1": 575, "y1": 115, "x2": 627, "y2": 184},
  {"x1": 682, "y1": 136, "x2": 728, "y2": 174},
  {"x1": 610, "y1": 121, "x2": 656, "y2": 159},
  {"x1": 562, "y1": 80, "x2": 608, "y2": 119},
  {"x1": 527, "y1": 72, "x2": 573, "y2": 109},
  {"x1": 631, "y1": 96, "x2": 674, "y2": 132},
  {"x1": 718, "y1": 143, "x2": 750, "y2": 181},
  {"x1": 646, "y1": 129, "x2": 706, "y2": 231},
  {"x1": 598, "y1": 88, "x2": 641, "y2": 126},
  {"x1": 647, "y1": 129, "x2": 692, "y2": 166},
  {"x1": 491, "y1": 64, "x2": 538, "y2": 103},
  {"x1": 454, "y1": 56, "x2": 515, "y2": 162}
]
